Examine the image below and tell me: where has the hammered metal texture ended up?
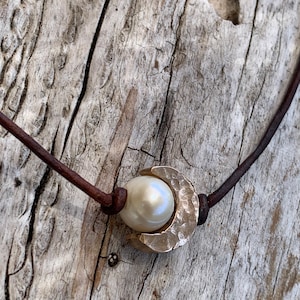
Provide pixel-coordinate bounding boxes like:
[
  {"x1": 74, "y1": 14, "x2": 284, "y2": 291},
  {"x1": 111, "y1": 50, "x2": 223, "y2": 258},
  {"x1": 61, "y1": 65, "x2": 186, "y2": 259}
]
[{"x1": 127, "y1": 166, "x2": 199, "y2": 253}]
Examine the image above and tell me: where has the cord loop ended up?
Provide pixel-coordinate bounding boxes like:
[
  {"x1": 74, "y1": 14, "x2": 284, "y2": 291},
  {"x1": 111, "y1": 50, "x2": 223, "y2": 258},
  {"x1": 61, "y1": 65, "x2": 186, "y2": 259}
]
[{"x1": 101, "y1": 187, "x2": 127, "y2": 215}]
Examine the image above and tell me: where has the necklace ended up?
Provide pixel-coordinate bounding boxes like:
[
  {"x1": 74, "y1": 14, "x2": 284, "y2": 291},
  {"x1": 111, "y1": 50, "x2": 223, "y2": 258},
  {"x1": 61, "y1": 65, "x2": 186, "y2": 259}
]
[{"x1": 0, "y1": 56, "x2": 299, "y2": 253}]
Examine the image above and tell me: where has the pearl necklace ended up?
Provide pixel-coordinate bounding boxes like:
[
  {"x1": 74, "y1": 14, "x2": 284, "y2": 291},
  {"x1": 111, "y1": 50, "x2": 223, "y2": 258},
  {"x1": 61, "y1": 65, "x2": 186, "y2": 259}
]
[{"x1": 0, "y1": 57, "x2": 299, "y2": 253}]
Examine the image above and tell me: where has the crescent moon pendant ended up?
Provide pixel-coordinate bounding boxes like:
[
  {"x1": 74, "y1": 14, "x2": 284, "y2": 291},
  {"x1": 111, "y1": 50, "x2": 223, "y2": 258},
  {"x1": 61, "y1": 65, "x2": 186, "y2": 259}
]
[{"x1": 126, "y1": 166, "x2": 199, "y2": 253}]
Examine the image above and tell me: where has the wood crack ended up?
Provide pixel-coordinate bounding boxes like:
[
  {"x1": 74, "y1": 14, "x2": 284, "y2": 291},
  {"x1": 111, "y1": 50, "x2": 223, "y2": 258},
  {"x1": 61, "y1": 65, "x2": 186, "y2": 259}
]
[
  {"x1": 127, "y1": 146, "x2": 155, "y2": 158},
  {"x1": 24, "y1": 167, "x2": 51, "y2": 264},
  {"x1": 2, "y1": 44, "x2": 26, "y2": 108},
  {"x1": 0, "y1": 46, "x2": 19, "y2": 85},
  {"x1": 4, "y1": 235, "x2": 15, "y2": 300},
  {"x1": 89, "y1": 218, "x2": 110, "y2": 299},
  {"x1": 237, "y1": 71, "x2": 267, "y2": 167},
  {"x1": 235, "y1": 0, "x2": 259, "y2": 165},
  {"x1": 11, "y1": 75, "x2": 28, "y2": 116},
  {"x1": 180, "y1": 146, "x2": 195, "y2": 167},
  {"x1": 234, "y1": 0, "x2": 259, "y2": 105},
  {"x1": 154, "y1": 0, "x2": 188, "y2": 162},
  {"x1": 248, "y1": 73, "x2": 266, "y2": 121},
  {"x1": 24, "y1": 128, "x2": 59, "y2": 255},
  {"x1": 9, "y1": 129, "x2": 57, "y2": 277},
  {"x1": 24, "y1": 250, "x2": 34, "y2": 299},
  {"x1": 61, "y1": 0, "x2": 111, "y2": 155},
  {"x1": 137, "y1": 255, "x2": 158, "y2": 300},
  {"x1": 272, "y1": 246, "x2": 285, "y2": 297},
  {"x1": 223, "y1": 209, "x2": 244, "y2": 298},
  {"x1": 27, "y1": 0, "x2": 46, "y2": 61}
]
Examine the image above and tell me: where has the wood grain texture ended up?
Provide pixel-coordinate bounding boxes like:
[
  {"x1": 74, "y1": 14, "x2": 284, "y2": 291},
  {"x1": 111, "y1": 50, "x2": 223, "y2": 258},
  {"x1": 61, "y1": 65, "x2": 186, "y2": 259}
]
[{"x1": 0, "y1": 0, "x2": 299, "y2": 299}]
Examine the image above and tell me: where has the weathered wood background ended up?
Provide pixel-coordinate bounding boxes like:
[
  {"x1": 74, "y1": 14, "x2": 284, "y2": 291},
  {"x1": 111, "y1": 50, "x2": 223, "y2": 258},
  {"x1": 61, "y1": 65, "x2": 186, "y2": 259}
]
[{"x1": 0, "y1": 0, "x2": 299, "y2": 299}]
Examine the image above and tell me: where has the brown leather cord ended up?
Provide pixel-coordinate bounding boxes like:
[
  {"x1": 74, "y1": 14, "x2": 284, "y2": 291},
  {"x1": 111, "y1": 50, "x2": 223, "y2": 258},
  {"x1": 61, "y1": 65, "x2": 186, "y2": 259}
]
[
  {"x1": 0, "y1": 111, "x2": 127, "y2": 215},
  {"x1": 198, "y1": 57, "x2": 300, "y2": 225}
]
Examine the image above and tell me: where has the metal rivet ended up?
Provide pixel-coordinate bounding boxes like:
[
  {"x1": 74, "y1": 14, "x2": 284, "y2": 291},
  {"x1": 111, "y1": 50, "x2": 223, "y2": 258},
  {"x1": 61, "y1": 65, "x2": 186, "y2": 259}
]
[{"x1": 107, "y1": 252, "x2": 119, "y2": 267}]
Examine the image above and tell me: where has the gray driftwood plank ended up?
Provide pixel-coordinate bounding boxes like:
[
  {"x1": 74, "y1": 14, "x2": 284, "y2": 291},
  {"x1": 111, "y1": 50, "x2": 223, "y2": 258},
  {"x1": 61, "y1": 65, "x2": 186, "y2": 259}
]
[{"x1": 0, "y1": 1, "x2": 299, "y2": 299}]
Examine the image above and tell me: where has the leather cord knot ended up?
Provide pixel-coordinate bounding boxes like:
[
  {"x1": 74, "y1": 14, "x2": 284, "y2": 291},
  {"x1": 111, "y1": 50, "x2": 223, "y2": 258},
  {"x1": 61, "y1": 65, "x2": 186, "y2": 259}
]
[{"x1": 101, "y1": 187, "x2": 127, "y2": 215}]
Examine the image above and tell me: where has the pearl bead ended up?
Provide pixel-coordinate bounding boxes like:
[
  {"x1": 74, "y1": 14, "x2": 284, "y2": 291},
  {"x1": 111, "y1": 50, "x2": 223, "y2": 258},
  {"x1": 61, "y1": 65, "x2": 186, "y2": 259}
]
[{"x1": 119, "y1": 176, "x2": 175, "y2": 232}]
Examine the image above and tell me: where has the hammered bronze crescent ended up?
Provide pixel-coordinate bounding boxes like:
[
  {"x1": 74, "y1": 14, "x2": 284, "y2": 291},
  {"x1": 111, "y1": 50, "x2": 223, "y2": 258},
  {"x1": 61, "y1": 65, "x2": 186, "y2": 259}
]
[{"x1": 126, "y1": 166, "x2": 199, "y2": 253}]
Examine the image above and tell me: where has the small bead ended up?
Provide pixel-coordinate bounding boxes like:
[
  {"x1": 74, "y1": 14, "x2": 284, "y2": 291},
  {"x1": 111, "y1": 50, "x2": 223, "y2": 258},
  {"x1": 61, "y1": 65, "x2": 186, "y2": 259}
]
[
  {"x1": 119, "y1": 176, "x2": 175, "y2": 232},
  {"x1": 108, "y1": 252, "x2": 119, "y2": 267}
]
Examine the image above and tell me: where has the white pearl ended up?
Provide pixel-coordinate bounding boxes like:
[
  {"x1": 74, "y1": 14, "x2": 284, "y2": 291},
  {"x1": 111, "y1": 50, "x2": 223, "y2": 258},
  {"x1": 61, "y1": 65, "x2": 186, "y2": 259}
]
[{"x1": 119, "y1": 176, "x2": 175, "y2": 232}]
